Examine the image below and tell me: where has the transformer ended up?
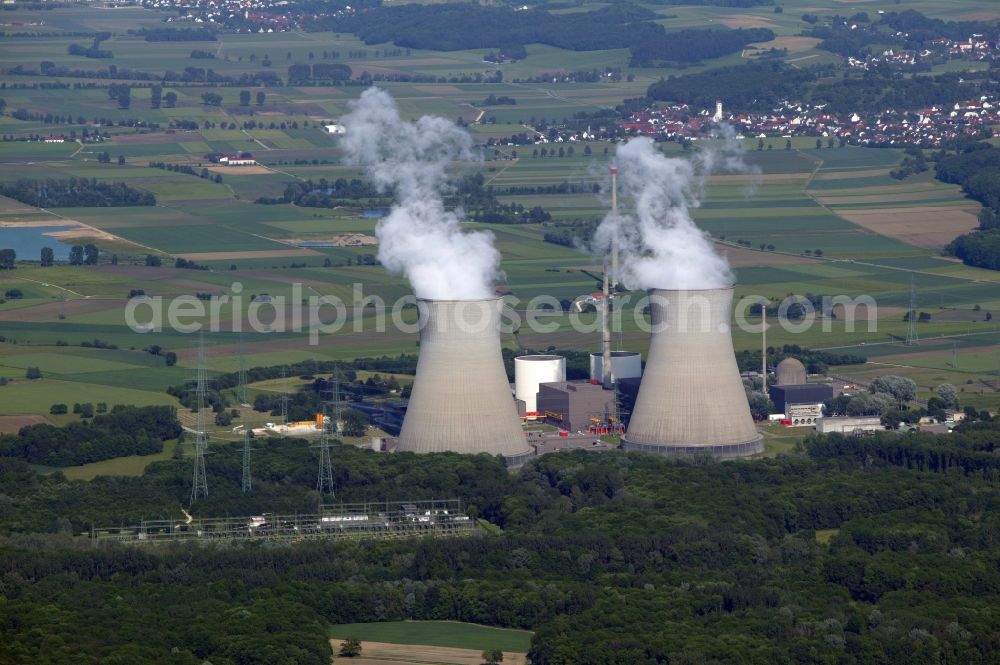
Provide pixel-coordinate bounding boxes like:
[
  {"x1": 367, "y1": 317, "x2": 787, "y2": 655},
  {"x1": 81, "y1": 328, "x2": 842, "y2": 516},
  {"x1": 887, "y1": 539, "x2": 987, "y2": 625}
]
[
  {"x1": 396, "y1": 298, "x2": 533, "y2": 465},
  {"x1": 622, "y1": 287, "x2": 763, "y2": 458}
]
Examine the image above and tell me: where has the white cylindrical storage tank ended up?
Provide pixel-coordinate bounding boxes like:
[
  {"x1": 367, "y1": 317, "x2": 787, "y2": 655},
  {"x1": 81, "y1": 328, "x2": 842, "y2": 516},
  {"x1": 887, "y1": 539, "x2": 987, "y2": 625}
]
[
  {"x1": 515, "y1": 355, "x2": 566, "y2": 413},
  {"x1": 589, "y1": 351, "x2": 642, "y2": 384},
  {"x1": 397, "y1": 298, "x2": 534, "y2": 465},
  {"x1": 622, "y1": 287, "x2": 762, "y2": 458}
]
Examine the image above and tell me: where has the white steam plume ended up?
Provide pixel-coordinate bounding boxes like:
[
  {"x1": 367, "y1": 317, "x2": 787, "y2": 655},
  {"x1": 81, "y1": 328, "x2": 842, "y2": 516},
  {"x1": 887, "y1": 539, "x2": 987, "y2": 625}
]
[
  {"x1": 340, "y1": 87, "x2": 500, "y2": 300},
  {"x1": 593, "y1": 131, "x2": 756, "y2": 291}
]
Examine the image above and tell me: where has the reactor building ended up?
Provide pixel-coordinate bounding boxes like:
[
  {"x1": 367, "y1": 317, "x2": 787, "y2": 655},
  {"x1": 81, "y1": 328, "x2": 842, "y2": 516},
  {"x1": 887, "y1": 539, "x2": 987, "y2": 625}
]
[
  {"x1": 621, "y1": 287, "x2": 763, "y2": 458},
  {"x1": 514, "y1": 354, "x2": 566, "y2": 414},
  {"x1": 589, "y1": 351, "x2": 642, "y2": 385},
  {"x1": 768, "y1": 357, "x2": 833, "y2": 426},
  {"x1": 396, "y1": 298, "x2": 534, "y2": 466}
]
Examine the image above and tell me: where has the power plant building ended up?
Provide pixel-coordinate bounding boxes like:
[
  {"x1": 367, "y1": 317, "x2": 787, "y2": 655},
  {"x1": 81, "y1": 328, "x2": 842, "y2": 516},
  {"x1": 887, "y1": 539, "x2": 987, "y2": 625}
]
[
  {"x1": 768, "y1": 358, "x2": 833, "y2": 426},
  {"x1": 622, "y1": 287, "x2": 763, "y2": 458},
  {"x1": 589, "y1": 351, "x2": 642, "y2": 385},
  {"x1": 515, "y1": 355, "x2": 566, "y2": 413},
  {"x1": 396, "y1": 298, "x2": 534, "y2": 466},
  {"x1": 536, "y1": 381, "x2": 616, "y2": 432}
]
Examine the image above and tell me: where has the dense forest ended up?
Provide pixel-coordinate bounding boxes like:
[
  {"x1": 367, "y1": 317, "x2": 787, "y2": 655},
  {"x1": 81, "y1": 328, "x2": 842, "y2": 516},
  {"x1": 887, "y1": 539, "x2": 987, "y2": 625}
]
[
  {"x1": 0, "y1": 405, "x2": 180, "y2": 466},
  {"x1": 328, "y1": 4, "x2": 770, "y2": 66},
  {"x1": 630, "y1": 27, "x2": 773, "y2": 67},
  {"x1": 0, "y1": 178, "x2": 155, "y2": 207},
  {"x1": 647, "y1": 61, "x2": 825, "y2": 111},
  {"x1": 646, "y1": 63, "x2": 989, "y2": 114},
  {"x1": 936, "y1": 144, "x2": 1000, "y2": 270},
  {"x1": 3, "y1": 421, "x2": 1000, "y2": 663}
]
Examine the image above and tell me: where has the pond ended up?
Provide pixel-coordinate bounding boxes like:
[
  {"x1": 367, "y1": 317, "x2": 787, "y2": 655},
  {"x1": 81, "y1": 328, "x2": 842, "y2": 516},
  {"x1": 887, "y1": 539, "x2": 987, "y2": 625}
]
[
  {"x1": 362, "y1": 208, "x2": 388, "y2": 219},
  {"x1": 0, "y1": 226, "x2": 75, "y2": 261}
]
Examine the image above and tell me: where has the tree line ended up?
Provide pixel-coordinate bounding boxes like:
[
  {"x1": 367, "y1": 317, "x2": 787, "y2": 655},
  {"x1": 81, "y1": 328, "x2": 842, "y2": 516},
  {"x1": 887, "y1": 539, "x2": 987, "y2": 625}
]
[
  {"x1": 936, "y1": 143, "x2": 1000, "y2": 270},
  {"x1": 0, "y1": 405, "x2": 180, "y2": 467},
  {"x1": 0, "y1": 178, "x2": 155, "y2": 208},
  {"x1": 645, "y1": 61, "x2": 990, "y2": 114}
]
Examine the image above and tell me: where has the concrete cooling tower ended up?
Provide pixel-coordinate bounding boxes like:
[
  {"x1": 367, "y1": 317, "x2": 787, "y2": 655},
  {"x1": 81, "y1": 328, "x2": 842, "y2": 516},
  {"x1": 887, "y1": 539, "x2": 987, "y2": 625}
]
[
  {"x1": 397, "y1": 298, "x2": 534, "y2": 465},
  {"x1": 622, "y1": 287, "x2": 763, "y2": 458}
]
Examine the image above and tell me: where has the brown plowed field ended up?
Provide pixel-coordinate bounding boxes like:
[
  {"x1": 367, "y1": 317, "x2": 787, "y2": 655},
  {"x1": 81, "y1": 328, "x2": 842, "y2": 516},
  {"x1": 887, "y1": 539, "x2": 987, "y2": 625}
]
[
  {"x1": 0, "y1": 415, "x2": 50, "y2": 434},
  {"x1": 836, "y1": 206, "x2": 980, "y2": 249}
]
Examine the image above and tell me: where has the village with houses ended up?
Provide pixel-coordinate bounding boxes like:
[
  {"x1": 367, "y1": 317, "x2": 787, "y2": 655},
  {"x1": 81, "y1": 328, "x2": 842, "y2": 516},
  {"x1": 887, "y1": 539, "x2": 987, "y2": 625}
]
[
  {"x1": 849, "y1": 35, "x2": 1000, "y2": 70},
  {"x1": 617, "y1": 96, "x2": 1000, "y2": 148}
]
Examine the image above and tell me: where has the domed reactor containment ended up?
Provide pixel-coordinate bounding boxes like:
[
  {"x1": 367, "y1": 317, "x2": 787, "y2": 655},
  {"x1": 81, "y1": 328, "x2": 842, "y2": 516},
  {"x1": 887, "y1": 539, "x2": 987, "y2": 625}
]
[
  {"x1": 396, "y1": 298, "x2": 534, "y2": 466},
  {"x1": 622, "y1": 287, "x2": 763, "y2": 458}
]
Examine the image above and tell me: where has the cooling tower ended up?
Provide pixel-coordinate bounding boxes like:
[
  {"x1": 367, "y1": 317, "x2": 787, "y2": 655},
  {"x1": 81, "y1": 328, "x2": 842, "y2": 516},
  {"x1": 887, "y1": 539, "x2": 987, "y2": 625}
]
[
  {"x1": 622, "y1": 287, "x2": 763, "y2": 458},
  {"x1": 397, "y1": 298, "x2": 533, "y2": 465}
]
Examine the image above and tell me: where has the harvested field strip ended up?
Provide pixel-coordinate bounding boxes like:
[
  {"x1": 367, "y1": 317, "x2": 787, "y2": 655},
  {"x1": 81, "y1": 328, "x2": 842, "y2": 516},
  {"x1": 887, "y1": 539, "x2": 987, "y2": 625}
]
[
  {"x1": 812, "y1": 168, "x2": 893, "y2": 180},
  {"x1": 816, "y1": 191, "x2": 971, "y2": 206},
  {"x1": 327, "y1": 640, "x2": 527, "y2": 665},
  {"x1": 835, "y1": 206, "x2": 981, "y2": 250}
]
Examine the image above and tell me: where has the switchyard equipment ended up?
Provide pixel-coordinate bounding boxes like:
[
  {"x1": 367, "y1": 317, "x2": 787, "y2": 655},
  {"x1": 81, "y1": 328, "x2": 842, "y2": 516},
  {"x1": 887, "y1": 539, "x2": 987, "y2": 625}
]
[
  {"x1": 622, "y1": 287, "x2": 763, "y2": 458},
  {"x1": 396, "y1": 298, "x2": 534, "y2": 466},
  {"x1": 91, "y1": 499, "x2": 476, "y2": 544}
]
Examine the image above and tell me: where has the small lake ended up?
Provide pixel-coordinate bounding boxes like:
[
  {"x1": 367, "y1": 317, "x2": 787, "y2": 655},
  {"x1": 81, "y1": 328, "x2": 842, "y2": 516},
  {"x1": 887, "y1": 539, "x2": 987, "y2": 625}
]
[
  {"x1": 0, "y1": 226, "x2": 75, "y2": 261},
  {"x1": 362, "y1": 208, "x2": 388, "y2": 219}
]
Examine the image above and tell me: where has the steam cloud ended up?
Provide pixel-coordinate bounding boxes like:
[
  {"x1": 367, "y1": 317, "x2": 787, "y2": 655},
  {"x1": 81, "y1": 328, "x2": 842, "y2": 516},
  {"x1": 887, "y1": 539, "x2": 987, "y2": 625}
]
[
  {"x1": 340, "y1": 88, "x2": 500, "y2": 300},
  {"x1": 593, "y1": 130, "x2": 755, "y2": 291}
]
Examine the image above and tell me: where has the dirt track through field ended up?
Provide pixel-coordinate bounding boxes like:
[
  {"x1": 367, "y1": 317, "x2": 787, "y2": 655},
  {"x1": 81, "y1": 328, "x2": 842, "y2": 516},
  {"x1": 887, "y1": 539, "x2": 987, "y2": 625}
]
[
  {"x1": 174, "y1": 249, "x2": 323, "y2": 261},
  {"x1": 328, "y1": 639, "x2": 527, "y2": 665},
  {"x1": 714, "y1": 243, "x2": 816, "y2": 267}
]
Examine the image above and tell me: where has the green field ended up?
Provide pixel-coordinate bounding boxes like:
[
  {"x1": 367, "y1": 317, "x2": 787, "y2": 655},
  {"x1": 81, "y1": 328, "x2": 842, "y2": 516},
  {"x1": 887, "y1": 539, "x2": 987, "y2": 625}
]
[
  {"x1": 0, "y1": 0, "x2": 998, "y2": 420},
  {"x1": 329, "y1": 620, "x2": 532, "y2": 653},
  {"x1": 60, "y1": 439, "x2": 179, "y2": 481}
]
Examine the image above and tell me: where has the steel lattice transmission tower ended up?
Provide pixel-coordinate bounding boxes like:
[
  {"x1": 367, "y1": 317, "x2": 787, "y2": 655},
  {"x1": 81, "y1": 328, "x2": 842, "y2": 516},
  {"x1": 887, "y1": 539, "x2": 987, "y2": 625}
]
[
  {"x1": 190, "y1": 334, "x2": 209, "y2": 503},
  {"x1": 315, "y1": 375, "x2": 340, "y2": 496},
  {"x1": 240, "y1": 427, "x2": 252, "y2": 493},
  {"x1": 905, "y1": 275, "x2": 919, "y2": 346}
]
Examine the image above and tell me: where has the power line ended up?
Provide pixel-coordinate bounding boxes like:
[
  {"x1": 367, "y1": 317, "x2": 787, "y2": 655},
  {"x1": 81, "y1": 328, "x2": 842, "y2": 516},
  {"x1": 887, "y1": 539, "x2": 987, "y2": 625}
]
[
  {"x1": 239, "y1": 334, "x2": 252, "y2": 493},
  {"x1": 190, "y1": 333, "x2": 209, "y2": 504},
  {"x1": 905, "y1": 275, "x2": 919, "y2": 346},
  {"x1": 241, "y1": 426, "x2": 252, "y2": 494},
  {"x1": 280, "y1": 365, "x2": 289, "y2": 425},
  {"x1": 236, "y1": 330, "x2": 248, "y2": 406}
]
